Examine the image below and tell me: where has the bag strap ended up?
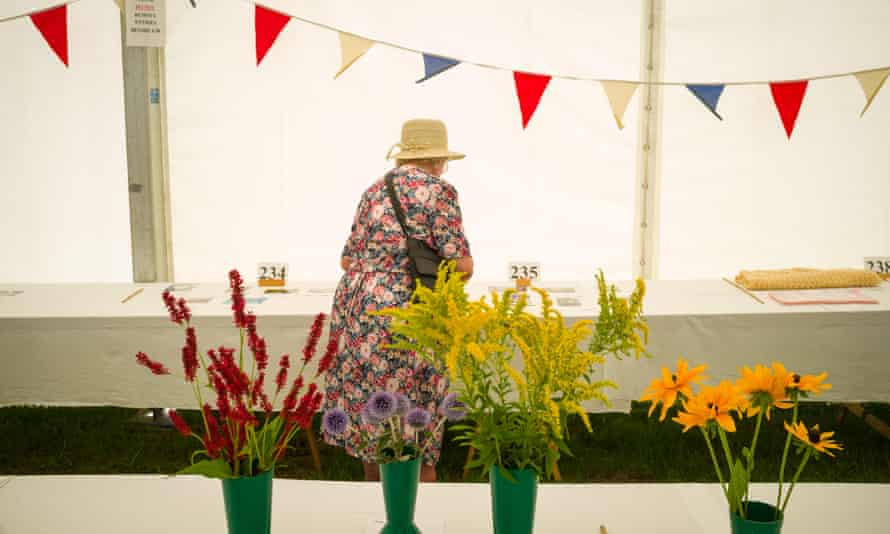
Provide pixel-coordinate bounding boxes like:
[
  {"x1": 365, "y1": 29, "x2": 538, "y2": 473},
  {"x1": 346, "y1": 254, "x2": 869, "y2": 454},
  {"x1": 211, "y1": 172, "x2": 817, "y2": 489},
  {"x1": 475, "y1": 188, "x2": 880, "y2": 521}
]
[
  {"x1": 385, "y1": 172, "x2": 423, "y2": 285},
  {"x1": 384, "y1": 172, "x2": 411, "y2": 236}
]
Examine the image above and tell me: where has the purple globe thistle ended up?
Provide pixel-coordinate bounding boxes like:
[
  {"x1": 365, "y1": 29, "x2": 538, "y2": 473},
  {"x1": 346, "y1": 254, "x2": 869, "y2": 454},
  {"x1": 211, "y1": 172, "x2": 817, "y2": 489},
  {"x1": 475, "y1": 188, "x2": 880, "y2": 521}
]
[
  {"x1": 440, "y1": 393, "x2": 467, "y2": 422},
  {"x1": 366, "y1": 391, "x2": 398, "y2": 421},
  {"x1": 405, "y1": 407, "x2": 432, "y2": 429},
  {"x1": 395, "y1": 392, "x2": 412, "y2": 416},
  {"x1": 322, "y1": 408, "x2": 349, "y2": 436}
]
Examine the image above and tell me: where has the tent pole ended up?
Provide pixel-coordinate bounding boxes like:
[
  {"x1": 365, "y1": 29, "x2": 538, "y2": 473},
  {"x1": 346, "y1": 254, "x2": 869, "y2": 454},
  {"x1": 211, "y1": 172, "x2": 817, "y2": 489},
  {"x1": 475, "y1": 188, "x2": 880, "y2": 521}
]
[
  {"x1": 119, "y1": 10, "x2": 174, "y2": 283},
  {"x1": 633, "y1": 0, "x2": 665, "y2": 280}
]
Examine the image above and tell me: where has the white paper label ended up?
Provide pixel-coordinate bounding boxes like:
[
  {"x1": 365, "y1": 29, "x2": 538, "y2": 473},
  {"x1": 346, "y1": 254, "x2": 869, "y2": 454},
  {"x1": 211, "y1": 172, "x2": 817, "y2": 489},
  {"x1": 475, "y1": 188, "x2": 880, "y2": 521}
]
[
  {"x1": 508, "y1": 261, "x2": 541, "y2": 281},
  {"x1": 864, "y1": 257, "x2": 890, "y2": 274},
  {"x1": 257, "y1": 262, "x2": 288, "y2": 283},
  {"x1": 125, "y1": 0, "x2": 166, "y2": 47}
]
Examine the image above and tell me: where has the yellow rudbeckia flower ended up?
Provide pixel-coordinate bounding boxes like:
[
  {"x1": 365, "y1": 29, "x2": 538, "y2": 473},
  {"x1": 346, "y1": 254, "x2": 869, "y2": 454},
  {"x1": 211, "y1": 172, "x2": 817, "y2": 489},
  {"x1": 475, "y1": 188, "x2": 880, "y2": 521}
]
[
  {"x1": 784, "y1": 421, "x2": 843, "y2": 457},
  {"x1": 786, "y1": 371, "x2": 832, "y2": 396},
  {"x1": 673, "y1": 381, "x2": 742, "y2": 433},
  {"x1": 736, "y1": 363, "x2": 792, "y2": 419},
  {"x1": 640, "y1": 358, "x2": 707, "y2": 421}
]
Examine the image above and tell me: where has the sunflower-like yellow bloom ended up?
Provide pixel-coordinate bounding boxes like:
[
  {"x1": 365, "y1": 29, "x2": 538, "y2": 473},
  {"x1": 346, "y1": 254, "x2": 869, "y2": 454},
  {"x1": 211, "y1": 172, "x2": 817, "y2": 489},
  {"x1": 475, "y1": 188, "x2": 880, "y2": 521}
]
[
  {"x1": 736, "y1": 363, "x2": 792, "y2": 419},
  {"x1": 673, "y1": 381, "x2": 743, "y2": 433},
  {"x1": 641, "y1": 358, "x2": 707, "y2": 421},
  {"x1": 784, "y1": 421, "x2": 843, "y2": 457}
]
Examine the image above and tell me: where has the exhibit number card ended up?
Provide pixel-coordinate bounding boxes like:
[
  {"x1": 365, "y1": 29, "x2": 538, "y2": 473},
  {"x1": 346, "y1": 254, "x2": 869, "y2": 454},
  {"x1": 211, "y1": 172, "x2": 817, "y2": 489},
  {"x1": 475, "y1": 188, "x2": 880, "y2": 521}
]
[
  {"x1": 508, "y1": 261, "x2": 541, "y2": 281},
  {"x1": 125, "y1": 0, "x2": 166, "y2": 47},
  {"x1": 257, "y1": 262, "x2": 288, "y2": 288},
  {"x1": 864, "y1": 257, "x2": 890, "y2": 275}
]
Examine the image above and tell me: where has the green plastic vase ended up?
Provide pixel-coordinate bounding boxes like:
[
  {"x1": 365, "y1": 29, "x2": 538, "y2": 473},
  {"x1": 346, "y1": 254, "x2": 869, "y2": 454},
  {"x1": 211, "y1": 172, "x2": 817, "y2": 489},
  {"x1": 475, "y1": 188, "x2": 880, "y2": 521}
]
[
  {"x1": 730, "y1": 501, "x2": 784, "y2": 534},
  {"x1": 489, "y1": 467, "x2": 538, "y2": 534},
  {"x1": 379, "y1": 457, "x2": 422, "y2": 534},
  {"x1": 221, "y1": 468, "x2": 274, "y2": 534}
]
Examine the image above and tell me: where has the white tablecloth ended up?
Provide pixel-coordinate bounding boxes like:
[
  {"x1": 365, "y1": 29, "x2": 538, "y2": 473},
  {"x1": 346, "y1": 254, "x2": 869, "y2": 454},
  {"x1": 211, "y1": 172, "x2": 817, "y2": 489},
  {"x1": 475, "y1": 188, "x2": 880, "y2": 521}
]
[
  {"x1": 1, "y1": 281, "x2": 888, "y2": 408},
  {"x1": 1, "y1": 475, "x2": 888, "y2": 533}
]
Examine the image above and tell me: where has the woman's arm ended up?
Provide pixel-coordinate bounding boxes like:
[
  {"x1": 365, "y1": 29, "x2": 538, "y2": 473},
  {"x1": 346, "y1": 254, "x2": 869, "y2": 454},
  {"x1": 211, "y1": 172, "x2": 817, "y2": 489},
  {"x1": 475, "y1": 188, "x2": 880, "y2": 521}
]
[{"x1": 453, "y1": 256, "x2": 474, "y2": 280}]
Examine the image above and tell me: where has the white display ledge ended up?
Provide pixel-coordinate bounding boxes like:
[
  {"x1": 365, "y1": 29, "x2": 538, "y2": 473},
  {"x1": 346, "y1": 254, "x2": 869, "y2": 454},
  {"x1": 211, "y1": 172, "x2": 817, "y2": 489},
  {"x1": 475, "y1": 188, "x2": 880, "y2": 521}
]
[{"x1": 0, "y1": 476, "x2": 888, "y2": 533}]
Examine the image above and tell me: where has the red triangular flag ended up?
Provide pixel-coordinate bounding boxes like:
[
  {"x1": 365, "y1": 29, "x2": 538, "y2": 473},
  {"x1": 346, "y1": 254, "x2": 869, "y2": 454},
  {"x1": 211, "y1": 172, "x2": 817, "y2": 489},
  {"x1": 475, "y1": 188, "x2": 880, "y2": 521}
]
[
  {"x1": 30, "y1": 5, "x2": 68, "y2": 67},
  {"x1": 255, "y1": 5, "x2": 291, "y2": 66},
  {"x1": 513, "y1": 72, "x2": 551, "y2": 129},
  {"x1": 769, "y1": 81, "x2": 808, "y2": 139}
]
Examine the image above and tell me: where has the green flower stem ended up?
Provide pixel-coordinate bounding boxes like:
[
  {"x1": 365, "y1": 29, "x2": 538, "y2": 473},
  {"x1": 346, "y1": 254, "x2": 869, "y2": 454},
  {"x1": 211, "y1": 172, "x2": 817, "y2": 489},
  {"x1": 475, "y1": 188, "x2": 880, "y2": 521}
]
[
  {"x1": 776, "y1": 399, "x2": 800, "y2": 513},
  {"x1": 239, "y1": 328, "x2": 245, "y2": 371},
  {"x1": 701, "y1": 427, "x2": 728, "y2": 499},
  {"x1": 419, "y1": 416, "x2": 448, "y2": 458},
  {"x1": 781, "y1": 446, "x2": 813, "y2": 512},
  {"x1": 744, "y1": 411, "x2": 764, "y2": 513},
  {"x1": 718, "y1": 426, "x2": 734, "y2": 473},
  {"x1": 717, "y1": 427, "x2": 743, "y2": 518}
]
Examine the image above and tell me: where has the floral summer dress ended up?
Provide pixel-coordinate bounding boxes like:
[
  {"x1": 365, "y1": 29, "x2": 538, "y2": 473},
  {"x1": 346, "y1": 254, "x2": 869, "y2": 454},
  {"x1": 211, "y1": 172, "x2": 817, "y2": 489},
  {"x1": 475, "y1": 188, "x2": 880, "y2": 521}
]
[{"x1": 322, "y1": 164, "x2": 471, "y2": 464}]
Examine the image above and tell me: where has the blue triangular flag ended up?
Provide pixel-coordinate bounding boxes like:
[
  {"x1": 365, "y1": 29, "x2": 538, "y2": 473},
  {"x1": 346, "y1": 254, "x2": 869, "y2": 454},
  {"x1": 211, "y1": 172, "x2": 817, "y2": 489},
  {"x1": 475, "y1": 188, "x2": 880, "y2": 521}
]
[
  {"x1": 417, "y1": 54, "x2": 459, "y2": 83},
  {"x1": 686, "y1": 84, "x2": 725, "y2": 120}
]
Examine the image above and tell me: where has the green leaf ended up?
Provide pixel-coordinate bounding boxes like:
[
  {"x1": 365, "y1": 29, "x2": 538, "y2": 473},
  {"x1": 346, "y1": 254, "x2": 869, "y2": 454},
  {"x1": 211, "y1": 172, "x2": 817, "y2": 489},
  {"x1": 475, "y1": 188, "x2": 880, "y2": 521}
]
[{"x1": 176, "y1": 458, "x2": 233, "y2": 479}]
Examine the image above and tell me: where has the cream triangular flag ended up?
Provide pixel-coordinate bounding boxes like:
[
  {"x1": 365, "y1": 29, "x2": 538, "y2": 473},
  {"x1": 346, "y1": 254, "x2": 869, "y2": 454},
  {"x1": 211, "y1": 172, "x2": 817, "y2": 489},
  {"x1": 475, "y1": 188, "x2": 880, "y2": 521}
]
[
  {"x1": 335, "y1": 32, "x2": 374, "y2": 79},
  {"x1": 601, "y1": 81, "x2": 639, "y2": 130},
  {"x1": 855, "y1": 68, "x2": 890, "y2": 117},
  {"x1": 111, "y1": 0, "x2": 123, "y2": 10}
]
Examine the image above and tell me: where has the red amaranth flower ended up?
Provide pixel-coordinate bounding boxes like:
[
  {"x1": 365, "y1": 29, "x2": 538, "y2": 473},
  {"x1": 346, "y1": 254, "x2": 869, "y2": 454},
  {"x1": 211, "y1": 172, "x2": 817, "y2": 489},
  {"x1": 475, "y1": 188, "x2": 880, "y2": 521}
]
[
  {"x1": 169, "y1": 409, "x2": 192, "y2": 437},
  {"x1": 181, "y1": 327, "x2": 199, "y2": 382},
  {"x1": 211, "y1": 374, "x2": 232, "y2": 417},
  {"x1": 275, "y1": 354, "x2": 290, "y2": 393},
  {"x1": 232, "y1": 403, "x2": 259, "y2": 427},
  {"x1": 261, "y1": 393, "x2": 273, "y2": 415},
  {"x1": 136, "y1": 352, "x2": 170, "y2": 375},
  {"x1": 202, "y1": 404, "x2": 222, "y2": 458},
  {"x1": 229, "y1": 269, "x2": 248, "y2": 328},
  {"x1": 292, "y1": 385, "x2": 322, "y2": 430},
  {"x1": 176, "y1": 298, "x2": 192, "y2": 324},
  {"x1": 162, "y1": 291, "x2": 182, "y2": 325},
  {"x1": 251, "y1": 372, "x2": 265, "y2": 407},
  {"x1": 316, "y1": 333, "x2": 340, "y2": 376},
  {"x1": 215, "y1": 346, "x2": 248, "y2": 398},
  {"x1": 301, "y1": 313, "x2": 327, "y2": 364},
  {"x1": 253, "y1": 337, "x2": 269, "y2": 372}
]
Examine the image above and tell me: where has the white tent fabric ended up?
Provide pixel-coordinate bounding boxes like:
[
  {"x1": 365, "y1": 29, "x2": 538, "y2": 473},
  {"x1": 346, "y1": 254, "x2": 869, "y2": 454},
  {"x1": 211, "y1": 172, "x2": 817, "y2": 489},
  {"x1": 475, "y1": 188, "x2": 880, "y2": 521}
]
[
  {"x1": 0, "y1": 0, "x2": 131, "y2": 283},
  {"x1": 164, "y1": 0, "x2": 642, "y2": 283},
  {"x1": 658, "y1": 0, "x2": 890, "y2": 279},
  {"x1": 0, "y1": 0, "x2": 887, "y2": 284}
]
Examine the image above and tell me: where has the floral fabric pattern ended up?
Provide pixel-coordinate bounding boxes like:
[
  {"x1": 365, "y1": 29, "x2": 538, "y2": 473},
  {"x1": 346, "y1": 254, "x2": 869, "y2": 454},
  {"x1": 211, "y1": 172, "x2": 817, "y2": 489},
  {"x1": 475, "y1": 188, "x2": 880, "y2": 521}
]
[{"x1": 323, "y1": 164, "x2": 471, "y2": 464}]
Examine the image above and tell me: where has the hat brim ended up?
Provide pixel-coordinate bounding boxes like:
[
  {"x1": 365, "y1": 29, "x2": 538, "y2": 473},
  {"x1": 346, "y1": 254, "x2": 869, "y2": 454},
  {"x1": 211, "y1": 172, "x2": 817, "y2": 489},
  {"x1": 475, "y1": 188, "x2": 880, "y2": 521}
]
[{"x1": 391, "y1": 149, "x2": 465, "y2": 161}]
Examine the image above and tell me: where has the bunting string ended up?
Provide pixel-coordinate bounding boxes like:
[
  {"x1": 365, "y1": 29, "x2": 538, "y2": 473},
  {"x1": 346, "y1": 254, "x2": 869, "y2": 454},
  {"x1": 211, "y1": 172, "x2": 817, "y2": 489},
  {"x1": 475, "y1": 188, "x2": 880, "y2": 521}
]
[
  {"x1": 2, "y1": 1, "x2": 888, "y2": 134},
  {"x1": 243, "y1": 2, "x2": 889, "y2": 87}
]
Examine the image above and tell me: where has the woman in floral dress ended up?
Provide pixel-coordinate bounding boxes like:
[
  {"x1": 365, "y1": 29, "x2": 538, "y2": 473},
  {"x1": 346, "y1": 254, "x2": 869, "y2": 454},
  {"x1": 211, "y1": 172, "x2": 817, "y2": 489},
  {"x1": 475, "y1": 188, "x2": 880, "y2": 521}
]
[{"x1": 322, "y1": 119, "x2": 474, "y2": 482}]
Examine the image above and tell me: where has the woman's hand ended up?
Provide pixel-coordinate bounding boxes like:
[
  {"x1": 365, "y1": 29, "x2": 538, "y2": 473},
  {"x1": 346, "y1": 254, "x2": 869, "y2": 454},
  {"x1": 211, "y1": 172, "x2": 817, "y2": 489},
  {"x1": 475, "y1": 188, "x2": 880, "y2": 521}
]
[{"x1": 340, "y1": 257, "x2": 354, "y2": 271}]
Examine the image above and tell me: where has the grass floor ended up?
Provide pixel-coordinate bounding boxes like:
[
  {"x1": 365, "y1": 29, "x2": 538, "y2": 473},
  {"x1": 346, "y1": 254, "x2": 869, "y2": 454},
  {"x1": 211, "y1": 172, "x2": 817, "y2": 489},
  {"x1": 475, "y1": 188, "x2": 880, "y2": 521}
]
[{"x1": 2, "y1": 402, "x2": 888, "y2": 483}]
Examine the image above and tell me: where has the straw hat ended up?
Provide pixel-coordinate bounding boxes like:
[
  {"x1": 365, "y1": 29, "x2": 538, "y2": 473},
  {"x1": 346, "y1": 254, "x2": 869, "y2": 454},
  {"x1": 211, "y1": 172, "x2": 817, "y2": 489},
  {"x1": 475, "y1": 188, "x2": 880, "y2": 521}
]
[{"x1": 385, "y1": 119, "x2": 465, "y2": 161}]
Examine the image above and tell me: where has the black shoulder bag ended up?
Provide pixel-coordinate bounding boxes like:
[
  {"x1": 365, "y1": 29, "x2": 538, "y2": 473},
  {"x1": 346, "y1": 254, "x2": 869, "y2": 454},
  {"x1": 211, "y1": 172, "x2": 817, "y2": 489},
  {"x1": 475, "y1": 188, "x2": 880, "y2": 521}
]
[{"x1": 384, "y1": 173, "x2": 445, "y2": 290}]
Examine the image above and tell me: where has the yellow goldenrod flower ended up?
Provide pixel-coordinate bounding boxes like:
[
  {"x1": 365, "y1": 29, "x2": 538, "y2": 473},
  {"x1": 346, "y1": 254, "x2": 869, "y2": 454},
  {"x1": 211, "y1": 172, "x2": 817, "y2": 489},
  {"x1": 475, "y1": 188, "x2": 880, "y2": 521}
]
[
  {"x1": 673, "y1": 381, "x2": 742, "y2": 433},
  {"x1": 736, "y1": 364, "x2": 792, "y2": 419},
  {"x1": 784, "y1": 421, "x2": 843, "y2": 457},
  {"x1": 504, "y1": 363, "x2": 527, "y2": 390},
  {"x1": 641, "y1": 359, "x2": 707, "y2": 421},
  {"x1": 444, "y1": 345, "x2": 459, "y2": 382},
  {"x1": 467, "y1": 342, "x2": 485, "y2": 363}
]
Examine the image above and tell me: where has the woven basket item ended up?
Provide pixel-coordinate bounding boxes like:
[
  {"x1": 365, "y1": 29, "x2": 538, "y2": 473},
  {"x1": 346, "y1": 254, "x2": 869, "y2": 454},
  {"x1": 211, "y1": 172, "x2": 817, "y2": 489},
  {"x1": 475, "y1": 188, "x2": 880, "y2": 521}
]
[{"x1": 735, "y1": 268, "x2": 881, "y2": 290}]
